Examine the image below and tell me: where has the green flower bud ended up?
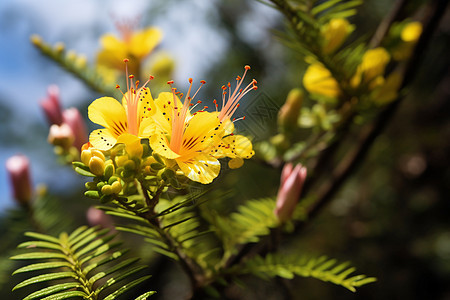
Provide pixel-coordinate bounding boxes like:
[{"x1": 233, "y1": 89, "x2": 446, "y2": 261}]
[
  {"x1": 169, "y1": 178, "x2": 181, "y2": 189},
  {"x1": 122, "y1": 169, "x2": 135, "y2": 179},
  {"x1": 125, "y1": 183, "x2": 137, "y2": 195},
  {"x1": 84, "y1": 190, "x2": 101, "y2": 199},
  {"x1": 142, "y1": 143, "x2": 151, "y2": 157},
  {"x1": 115, "y1": 155, "x2": 129, "y2": 167},
  {"x1": 103, "y1": 164, "x2": 115, "y2": 179},
  {"x1": 152, "y1": 153, "x2": 164, "y2": 164},
  {"x1": 85, "y1": 182, "x2": 97, "y2": 190},
  {"x1": 124, "y1": 160, "x2": 136, "y2": 171},
  {"x1": 278, "y1": 89, "x2": 303, "y2": 134},
  {"x1": 151, "y1": 163, "x2": 165, "y2": 170},
  {"x1": 108, "y1": 176, "x2": 119, "y2": 185},
  {"x1": 163, "y1": 168, "x2": 176, "y2": 179},
  {"x1": 96, "y1": 181, "x2": 106, "y2": 190}
]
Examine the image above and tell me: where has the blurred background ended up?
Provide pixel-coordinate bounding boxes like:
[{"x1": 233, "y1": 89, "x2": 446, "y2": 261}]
[{"x1": 0, "y1": 0, "x2": 449, "y2": 299}]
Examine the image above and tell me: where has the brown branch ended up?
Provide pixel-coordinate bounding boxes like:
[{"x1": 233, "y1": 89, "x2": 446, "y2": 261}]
[{"x1": 369, "y1": 0, "x2": 409, "y2": 48}]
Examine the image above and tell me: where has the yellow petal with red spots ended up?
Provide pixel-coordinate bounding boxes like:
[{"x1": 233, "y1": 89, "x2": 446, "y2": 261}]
[
  {"x1": 177, "y1": 153, "x2": 220, "y2": 184},
  {"x1": 151, "y1": 92, "x2": 184, "y2": 134},
  {"x1": 213, "y1": 135, "x2": 254, "y2": 159},
  {"x1": 121, "y1": 87, "x2": 155, "y2": 121}
]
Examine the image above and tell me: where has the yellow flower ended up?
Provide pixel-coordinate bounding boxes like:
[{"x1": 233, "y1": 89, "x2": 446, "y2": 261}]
[
  {"x1": 321, "y1": 18, "x2": 354, "y2": 54},
  {"x1": 371, "y1": 72, "x2": 402, "y2": 105},
  {"x1": 149, "y1": 66, "x2": 257, "y2": 184},
  {"x1": 393, "y1": 21, "x2": 422, "y2": 61},
  {"x1": 303, "y1": 63, "x2": 340, "y2": 98},
  {"x1": 401, "y1": 22, "x2": 422, "y2": 42},
  {"x1": 97, "y1": 21, "x2": 162, "y2": 76},
  {"x1": 88, "y1": 60, "x2": 156, "y2": 152},
  {"x1": 351, "y1": 47, "x2": 390, "y2": 88}
]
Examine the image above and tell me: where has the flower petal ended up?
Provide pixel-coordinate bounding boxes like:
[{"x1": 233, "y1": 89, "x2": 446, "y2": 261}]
[
  {"x1": 96, "y1": 34, "x2": 127, "y2": 70},
  {"x1": 89, "y1": 129, "x2": 117, "y2": 151},
  {"x1": 213, "y1": 135, "x2": 254, "y2": 159},
  {"x1": 181, "y1": 111, "x2": 221, "y2": 156},
  {"x1": 129, "y1": 27, "x2": 163, "y2": 59},
  {"x1": 177, "y1": 153, "x2": 220, "y2": 184},
  {"x1": 151, "y1": 92, "x2": 183, "y2": 134},
  {"x1": 117, "y1": 133, "x2": 143, "y2": 157},
  {"x1": 150, "y1": 133, "x2": 180, "y2": 159},
  {"x1": 88, "y1": 97, "x2": 128, "y2": 137}
]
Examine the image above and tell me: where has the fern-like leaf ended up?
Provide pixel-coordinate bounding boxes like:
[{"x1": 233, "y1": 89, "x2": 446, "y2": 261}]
[
  {"x1": 235, "y1": 253, "x2": 376, "y2": 292},
  {"x1": 11, "y1": 226, "x2": 155, "y2": 299},
  {"x1": 210, "y1": 198, "x2": 279, "y2": 256}
]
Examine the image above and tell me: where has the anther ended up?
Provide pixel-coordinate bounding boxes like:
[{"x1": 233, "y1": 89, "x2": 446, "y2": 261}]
[
  {"x1": 123, "y1": 58, "x2": 129, "y2": 63},
  {"x1": 244, "y1": 65, "x2": 251, "y2": 70},
  {"x1": 116, "y1": 84, "x2": 120, "y2": 89},
  {"x1": 129, "y1": 75, "x2": 134, "y2": 79},
  {"x1": 200, "y1": 80, "x2": 206, "y2": 84},
  {"x1": 167, "y1": 80, "x2": 174, "y2": 85},
  {"x1": 188, "y1": 78, "x2": 193, "y2": 84}
]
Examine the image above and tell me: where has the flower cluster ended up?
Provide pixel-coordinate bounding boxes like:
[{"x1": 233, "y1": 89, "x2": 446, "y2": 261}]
[
  {"x1": 40, "y1": 85, "x2": 88, "y2": 162},
  {"x1": 301, "y1": 18, "x2": 417, "y2": 106},
  {"x1": 75, "y1": 62, "x2": 257, "y2": 205}
]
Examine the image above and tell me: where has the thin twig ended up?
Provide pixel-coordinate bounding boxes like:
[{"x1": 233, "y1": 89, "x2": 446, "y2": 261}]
[{"x1": 369, "y1": 0, "x2": 409, "y2": 48}]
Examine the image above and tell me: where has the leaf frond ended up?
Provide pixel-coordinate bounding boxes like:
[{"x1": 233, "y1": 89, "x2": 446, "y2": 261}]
[
  {"x1": 235, "y1": 253, "x2": 377, "y2": 292},
  {"x1": 11, "y1": 226, "x2": 155, "y2": 299}
]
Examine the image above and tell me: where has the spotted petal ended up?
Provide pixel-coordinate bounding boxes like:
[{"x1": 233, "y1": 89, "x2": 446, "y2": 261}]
[
  {"x1": 121, "y1": 87, "x2": 156, "y2": 122},
  {"x1": 180, "y1": 111, "x2": 221, "y2": 157},
  {"x1": 213, "y1": 135, "x2": 254, "y2": 159},
  {"x1": 150, "y1": 133, "x2": 180, "y2": 159},
  {"x1": 177, "y1": 153, "x2": 220, "y2": 184},
  {"x1": 151, "y1": 92, "x2": 183, "y2": 134},
  {"x1": 88, "y1": 97, "x2": 128, "y2": 136},
  {"x1": 89, "y1": 129, "x2": 117, "y2": 151}
]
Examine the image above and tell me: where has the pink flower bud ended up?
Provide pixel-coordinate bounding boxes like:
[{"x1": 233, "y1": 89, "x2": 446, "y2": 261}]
[
  {"x1": 5, "y1": 155, "x2": 33, "y2": 205},
  {"x1": 274, "y1": 163, "x2": 307, "y2": 222},
  {"x1": 62, "y1": 108, "x2": 88, "y2": 150},
  {"x1": 40, "y1": 85, "x2": 63, "y2": 125},
  {"x1": 87, "y1": 207, "x2": 114, "y2": 229}
]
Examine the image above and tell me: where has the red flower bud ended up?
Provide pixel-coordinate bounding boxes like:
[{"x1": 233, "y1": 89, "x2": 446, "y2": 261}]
[
  {"x1": 5, "y1": 155, "x2": 33, "y2": 205},
  {"x1": 62, "y1": 108, "x2": 88, "y2": 150},
  {"x1": 40, "y1": 85, "x2": 63, "y2": 125},
  {"x1": 274, "y1": 163, "x2": 307, "y2": 222}
]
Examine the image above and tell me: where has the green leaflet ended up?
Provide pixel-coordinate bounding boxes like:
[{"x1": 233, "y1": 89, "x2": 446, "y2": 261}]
[
  {"x1": 11, "y1": 226, "x2": 155, "y2": 299},
  {"x1": 236, "y1": 253, "x2": 377, "y2": 292}
]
